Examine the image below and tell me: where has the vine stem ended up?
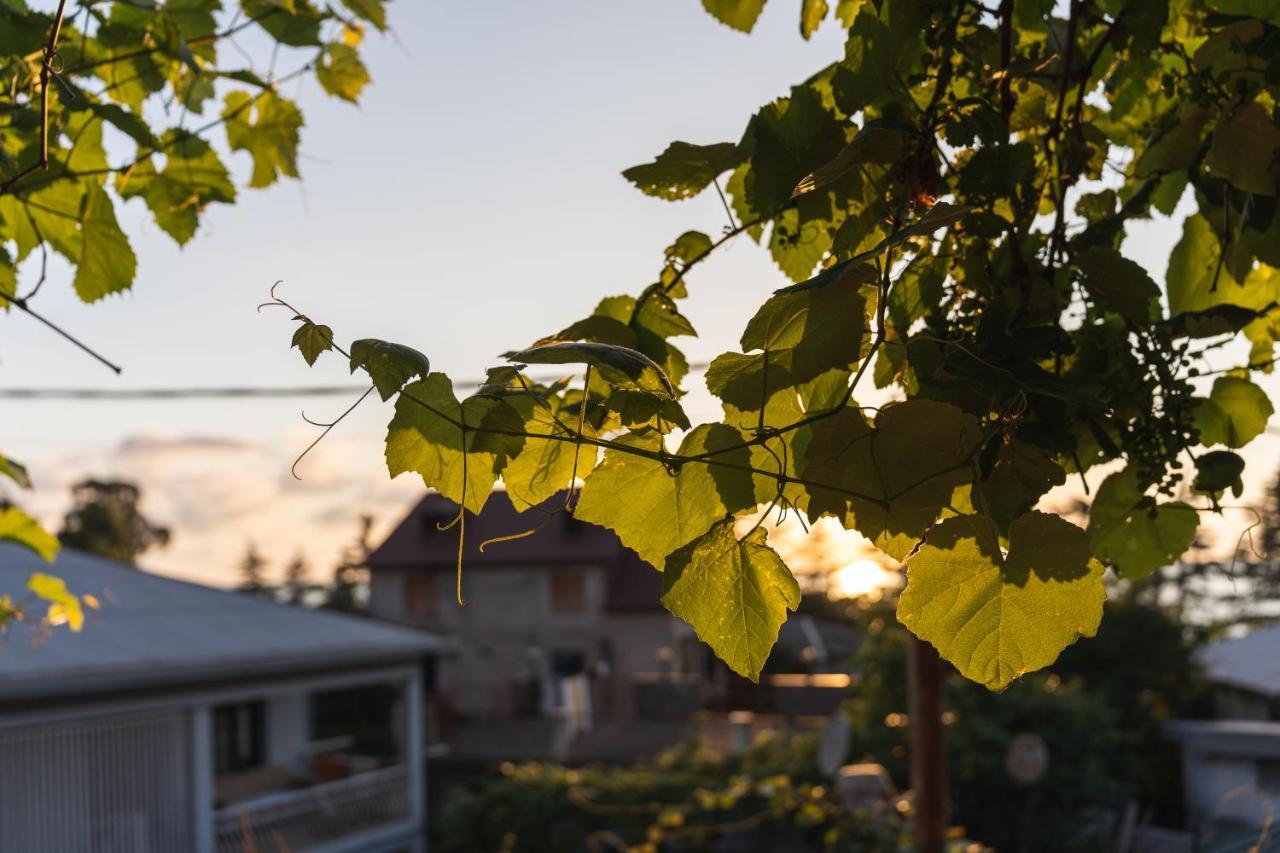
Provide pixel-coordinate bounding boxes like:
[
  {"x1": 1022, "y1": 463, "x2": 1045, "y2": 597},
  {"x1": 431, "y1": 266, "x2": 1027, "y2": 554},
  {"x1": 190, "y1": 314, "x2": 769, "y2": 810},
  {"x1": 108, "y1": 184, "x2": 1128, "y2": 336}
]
[
  {"x1": 0, "y1": 0, "x2": 70, "y2": 196},
  {"x1": 0, "y1": 291, "x2": 122, "y2": 374}
]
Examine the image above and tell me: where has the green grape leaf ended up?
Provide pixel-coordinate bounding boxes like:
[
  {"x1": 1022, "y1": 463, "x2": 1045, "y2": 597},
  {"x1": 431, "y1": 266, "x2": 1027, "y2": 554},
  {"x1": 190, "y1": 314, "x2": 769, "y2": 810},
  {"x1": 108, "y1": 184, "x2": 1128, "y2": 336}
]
[
  {"x1": 740, "y1": 261, "x2": 873, "y2": 380},
  {"x1": 700, "y1": 0, "x2": 767, "y2": 33},
  {"x1": 1207, "y1": 102, "x2": 1280, "y2": 197},
  {"x1": 0, "y1": 453, "x2": 31, "y2": 489},
  {"x1": 340, "y1": 0, "x2": 387, "y2": 30},
  {"x1": 898, "y1": 512, "x2": 1105, "y2": 691},
  {"x1": 316, "y1": 43, "x2": 370, "y2": 103},
  {"x1": 1088, "y1": 469, "x2": 1198, "y2": 579},
  {"x1": 349, "y1": 338, "x2": 431, "y2": 401},
  {"x1": 223, "y1": 91, "x2": 303, "y2": 188},
  {"x1": 28, "y1": 572, "x2": 84, "y2": 631},
  {"x1": 1167, "y1": 216, "x2": 1277, "y2": 317},
  {"x1": 538, "y1": 315, "x2": 638, "y2": 349},
  {"x1": 385, "y1": 374, "x2": 523, "y2": 514},
  {"x1": 742, "y1": 86, "x2": 845, "y2": 215},
  {"x1": 1194, "y1": 375, "x2": 1274, "y2": 448},
  {"x1": 622, "y1": 140, "x2": 740, "y2": 201},
  {"x1": 706, "y1": 351, "x2": 792, "y2": 413},
  {"x1": 793, "y1": 120, "x2": 912, "y2": 197},
  {"x1": 604, "y1": 390, "x2": 691, "y2": 431},
  {"x1": 575, "y1": 425, "x2": 756, "y2": 569},
  {"x1": 977, "y1": 440, "x2": 1067, "y2": 530},
  {"x1": 1193, "y1": 450, "x2": 1245, "y2": 498},
  {"x1": 800, "y1": 0, "x2": 828, "y2": 39},
  {"x1": 804, "y1": 400, "x2": 984, "y2": 560},
  {"x1": 503, "y1": 397, "x2": 597, "y2": 512},
  {"x1": 118, "y1": 133, "x2": 236, "y2": 245},
  {"x1": 243, "y1": 0, "x2": 324, "y2": 46},
  {"x1": 507, "y1": 341, "x2": 675, "y2": 397},
  {"x1": 0, "y1": 181, "x2": 82, "y2": 262},
  {"x1": 74, "y1": 184, "x2": 137, "y2": 303},
  {"x1": 666, "y1": 230, "x2": 713, "y2": 263},
  {"x1": 1075, "y1": 246, "x2": 1159, "y2": 326},
  {"x1": 0, "y1": 506, "x2": 59, "y2": 561},
  {"x1": 834, "y1": 0, "x2": 865, "y2": 26},
  {"x1": 291, "y1": 318, "x2": 333, "y2": 366},
  {"x1": 662, "y1": 520, "x2": 800, "y2": 681}
]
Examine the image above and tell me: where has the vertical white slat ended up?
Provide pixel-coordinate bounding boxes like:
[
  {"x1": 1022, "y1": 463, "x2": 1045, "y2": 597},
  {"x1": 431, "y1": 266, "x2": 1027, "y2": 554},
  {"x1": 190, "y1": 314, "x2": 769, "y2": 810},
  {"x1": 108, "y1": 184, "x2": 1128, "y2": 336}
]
[
  {"x1": 191, "y1": 704, "x2": 214, "y2": 853},
  {"x1": 405, "y1": 669, "x2": 426, "y2": 853}
]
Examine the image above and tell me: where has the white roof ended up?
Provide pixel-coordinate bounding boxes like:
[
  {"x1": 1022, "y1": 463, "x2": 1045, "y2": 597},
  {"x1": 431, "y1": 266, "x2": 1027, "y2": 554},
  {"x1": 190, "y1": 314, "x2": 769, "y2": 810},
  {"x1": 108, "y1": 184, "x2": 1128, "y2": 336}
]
[
  {"x1": 0, "y1": 543, "x2": 445, "y2": 702},
  {"x1": 1198, "y1": 623, "x2": 1280, "y2": 697}
]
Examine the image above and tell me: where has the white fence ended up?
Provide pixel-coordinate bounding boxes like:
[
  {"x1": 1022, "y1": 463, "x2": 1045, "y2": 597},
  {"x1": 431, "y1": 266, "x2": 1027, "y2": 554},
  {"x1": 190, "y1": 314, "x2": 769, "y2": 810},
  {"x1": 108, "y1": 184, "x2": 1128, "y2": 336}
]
[
  {"x1": 0, "y1": 708, "x2": 193, "y2": 852},
  {"x1": 213, "y1": 764, "x2": 410, "y2": 853}
]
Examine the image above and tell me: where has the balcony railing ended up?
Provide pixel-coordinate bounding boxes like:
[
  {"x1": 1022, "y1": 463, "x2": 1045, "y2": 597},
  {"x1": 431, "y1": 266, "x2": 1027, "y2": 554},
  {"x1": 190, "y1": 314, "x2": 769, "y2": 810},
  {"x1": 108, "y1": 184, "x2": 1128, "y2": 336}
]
[{"x1": 213, "y1": 764, "x2": 410, "y2": 853}]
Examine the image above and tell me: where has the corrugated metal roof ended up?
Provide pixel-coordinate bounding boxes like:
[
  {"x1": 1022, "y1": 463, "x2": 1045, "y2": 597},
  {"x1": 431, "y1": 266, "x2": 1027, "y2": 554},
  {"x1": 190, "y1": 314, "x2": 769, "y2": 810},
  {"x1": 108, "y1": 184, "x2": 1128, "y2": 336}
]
[
  {"x1": 1197, "y1": 623, "x2": 1280, "y2": 697},
  {"x1": 0, "y1": 543, "x2": 445, "y2": 702}
]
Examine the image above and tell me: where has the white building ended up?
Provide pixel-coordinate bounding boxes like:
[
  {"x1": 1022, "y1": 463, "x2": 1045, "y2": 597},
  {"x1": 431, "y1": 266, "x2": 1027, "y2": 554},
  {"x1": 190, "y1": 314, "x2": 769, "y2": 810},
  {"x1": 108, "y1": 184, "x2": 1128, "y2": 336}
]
[
  {"x1": 0, "y1": 543, "x2": 445, "y2": 853},
  {"x1": 1167, "y1": 624, "x2": 1280, "y2": 838}
]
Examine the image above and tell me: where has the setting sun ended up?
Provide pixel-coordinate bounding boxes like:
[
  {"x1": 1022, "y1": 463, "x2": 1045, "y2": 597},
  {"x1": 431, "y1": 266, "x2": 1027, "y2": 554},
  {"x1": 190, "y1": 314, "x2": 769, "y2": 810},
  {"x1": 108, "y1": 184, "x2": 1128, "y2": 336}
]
[{"x1": 829, "y1": 559, "x2": 894, "y2": 600}]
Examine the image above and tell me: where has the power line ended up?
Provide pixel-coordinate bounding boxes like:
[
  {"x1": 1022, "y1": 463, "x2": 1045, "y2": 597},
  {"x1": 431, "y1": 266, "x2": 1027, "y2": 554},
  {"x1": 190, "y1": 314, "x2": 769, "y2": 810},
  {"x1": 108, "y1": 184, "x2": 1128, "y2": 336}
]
[{"x1": 0, "y1": 362, "x2": 714, "y2": 401}]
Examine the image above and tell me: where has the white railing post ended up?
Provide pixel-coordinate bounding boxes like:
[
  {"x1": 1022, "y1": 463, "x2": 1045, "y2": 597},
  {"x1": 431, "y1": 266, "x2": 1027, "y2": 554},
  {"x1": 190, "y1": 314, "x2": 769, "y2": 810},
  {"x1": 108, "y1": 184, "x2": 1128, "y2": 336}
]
[
  {"x1": 406, "y1": 668, "x2": 426, "y2": 852},
  {"x1": 191, "y1": 704, "x2": 214, "y2": 853}
]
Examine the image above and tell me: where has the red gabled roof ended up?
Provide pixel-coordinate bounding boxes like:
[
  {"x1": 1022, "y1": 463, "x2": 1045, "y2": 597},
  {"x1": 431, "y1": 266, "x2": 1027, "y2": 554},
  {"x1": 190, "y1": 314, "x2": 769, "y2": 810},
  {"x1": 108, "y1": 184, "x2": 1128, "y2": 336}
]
[{"x1": 369, "y1": 491, "x2": 664, "y2": 612}]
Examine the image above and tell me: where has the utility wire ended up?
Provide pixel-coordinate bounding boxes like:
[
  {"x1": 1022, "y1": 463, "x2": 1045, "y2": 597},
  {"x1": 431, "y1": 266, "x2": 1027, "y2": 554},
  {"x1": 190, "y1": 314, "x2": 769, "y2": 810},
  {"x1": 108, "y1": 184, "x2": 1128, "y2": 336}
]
[{"x1": 0, "y1": 362, "x2": 714, "y2": 400}]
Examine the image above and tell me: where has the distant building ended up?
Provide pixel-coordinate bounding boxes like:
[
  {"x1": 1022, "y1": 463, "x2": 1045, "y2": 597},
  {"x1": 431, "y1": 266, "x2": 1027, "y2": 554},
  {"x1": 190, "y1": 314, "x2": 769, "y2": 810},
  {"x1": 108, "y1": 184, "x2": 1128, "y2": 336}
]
[
  {"x1": 1167, "y1": 624, "x2": 1280, "y2": 839},
  {"x1": 368, "y1": 491, "x2": 682, "y2": 724},
  {"x1": 367, "y1": 491, "x2": 857, "y2": 766},
  {"x1": 0, "y1": 543, "x2": 444, "y2": 853}
]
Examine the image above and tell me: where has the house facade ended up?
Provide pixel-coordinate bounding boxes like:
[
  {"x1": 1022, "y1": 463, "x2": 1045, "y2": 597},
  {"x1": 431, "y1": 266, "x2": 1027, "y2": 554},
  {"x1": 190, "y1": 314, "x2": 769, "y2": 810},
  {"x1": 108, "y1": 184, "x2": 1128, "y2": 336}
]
[
  {"x1": 0, "y1": 543, "x2": 444, "y2": 853},
  {"x1": 367, "y1": 492, "x2": 687, "y2": 724}
]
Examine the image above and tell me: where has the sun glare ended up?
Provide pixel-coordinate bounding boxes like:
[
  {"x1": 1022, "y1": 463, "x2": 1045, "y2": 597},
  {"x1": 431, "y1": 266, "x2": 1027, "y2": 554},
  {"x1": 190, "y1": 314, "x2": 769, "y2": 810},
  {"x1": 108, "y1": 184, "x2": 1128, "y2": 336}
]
[{"x1": 829, "y1": 559, "x2": 893, "y2": 600}]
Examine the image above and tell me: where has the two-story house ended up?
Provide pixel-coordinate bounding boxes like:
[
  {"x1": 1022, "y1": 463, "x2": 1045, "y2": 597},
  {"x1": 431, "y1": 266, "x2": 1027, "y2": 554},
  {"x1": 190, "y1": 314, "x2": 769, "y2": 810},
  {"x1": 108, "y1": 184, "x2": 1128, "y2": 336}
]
[{"x1": 367, "y1": 491, "x2": 689, "y2": 728}]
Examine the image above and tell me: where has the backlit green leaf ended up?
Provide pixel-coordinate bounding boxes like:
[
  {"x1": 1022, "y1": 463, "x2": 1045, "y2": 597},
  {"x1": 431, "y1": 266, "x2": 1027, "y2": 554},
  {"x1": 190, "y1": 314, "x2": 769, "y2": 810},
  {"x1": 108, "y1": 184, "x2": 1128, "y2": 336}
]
[
  {"x1": 1207, "y1": 102, "x2": 1280, "y2": 196},
  {"x1": 1088, "y1": 469, "x2": 1198, "y2": 579},
  {"x1": 622, "y1": 141, "x2": 740, "y2": 201},
  {"x1": 28, "y1": 572, "x2": 83, "y2": 631},
  {"x1": 700, "y1": 0, "x2": 767, "y2": 33},
  {"x1": 291, "y1": 318, "x2": 333, "y2": 366},
  {"x1": 350, "y1": 338, "x2": 431, "y2": 401},
  {"x1": 804, "y1": 400, "x2": 984, "y2": 560},
  {"x1": 1076, "y1": 246, "x2": 1159, "y2": 326},
  {"x1": 662, "y1": 520, "x2": 800, "y2": 681},
  {"x1": 316, "y1": 43, "x2": 370, "y2": 103},
  {"x1": 800, "y1": 0, "x2": 828, "y2": 39},
  {"x1": 385, "y1": 374, "x2": 522, "y2": 514},
  {"x1": 0, "y1": 506, "x2": 58, "y2": 561},
  {"x1": 576, "y1": 425, "x2": 756, "y2": 569},
  {"x1": 74, "y1": 184, "x2": 137, "y2": 303},
  {"x1": 224, "y1": 90, "x2": 303, "y2": 188},
  {"x1": 503, "y1": 397, "x2": 597, "y2": 512},
  {"x1": 0, "y1": 453, "x2": 31, "y2": 489},
  {"x1": 1194, "y1": 375, "x2": 1273, "y2": 448},
  {"x1": 898, "y1": 512, "x2": 1105, "y2": 691},
  {"x1": 507, "y1": 341, "x2": 675, "y2": 397}
]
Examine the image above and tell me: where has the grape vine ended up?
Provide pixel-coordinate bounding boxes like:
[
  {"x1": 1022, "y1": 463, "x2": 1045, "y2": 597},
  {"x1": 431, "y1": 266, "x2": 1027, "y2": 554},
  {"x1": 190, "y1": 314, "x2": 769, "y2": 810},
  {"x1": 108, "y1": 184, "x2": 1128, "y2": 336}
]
[{"x1": 282, "y1": 0, "x2": 1280, "y2": 689}]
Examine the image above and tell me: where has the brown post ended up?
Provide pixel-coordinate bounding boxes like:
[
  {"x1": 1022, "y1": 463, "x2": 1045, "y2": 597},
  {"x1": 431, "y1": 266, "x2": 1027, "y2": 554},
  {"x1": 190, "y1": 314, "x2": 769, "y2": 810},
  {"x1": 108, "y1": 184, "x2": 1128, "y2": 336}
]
[{"x1": 908, "y1": 636, "x2": 947, "y2": 853}]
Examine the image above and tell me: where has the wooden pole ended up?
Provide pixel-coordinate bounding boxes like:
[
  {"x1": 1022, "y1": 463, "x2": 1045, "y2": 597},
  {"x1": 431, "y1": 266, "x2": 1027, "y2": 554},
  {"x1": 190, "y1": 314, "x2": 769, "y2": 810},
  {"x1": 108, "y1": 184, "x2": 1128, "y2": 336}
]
[{"x1": 909, "y1": 636, "x2": 947, "y2": 853}]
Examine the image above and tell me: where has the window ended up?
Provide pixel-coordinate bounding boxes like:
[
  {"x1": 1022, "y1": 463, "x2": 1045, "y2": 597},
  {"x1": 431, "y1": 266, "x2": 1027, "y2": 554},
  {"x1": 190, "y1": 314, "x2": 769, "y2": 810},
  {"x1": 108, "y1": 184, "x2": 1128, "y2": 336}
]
[
  {"x1": 212, "y1": 701, "x2": 264, "y2": 774},
  {"x1": 550, "y1": 571, "x2": 585, "y2": 613},
  {"x1": 406, "y1": 573, "x2": 435, "y2": 615}
]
